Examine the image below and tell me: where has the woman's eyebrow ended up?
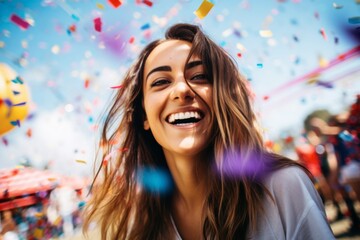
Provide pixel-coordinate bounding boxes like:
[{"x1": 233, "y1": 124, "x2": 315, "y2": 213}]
[
  {"x1": 185, "y1": 60, "x2": 203, "y2": 70},
  {"x1": 146, "y1": 66, "x2": 171, "y2": 80}
]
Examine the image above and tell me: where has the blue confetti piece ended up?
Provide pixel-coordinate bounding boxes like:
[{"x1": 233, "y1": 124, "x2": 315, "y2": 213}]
[
  {"x1": 11, "y1": 76, "x2": 24, "y2": 84},
  {"x1": 256, "y1": 63, "x2": 263, "y2": 68},
  {"x1": 348, "y1": 17, "x2": 360, "y2": 24},
  {"x1": 140, "y1": 23, "x2": 150, "y2": 30},
  {"x1": 137, "y1": 167, "x2": 172, "y2": 194},
  {"x1": 71, "y1": 14, "x2": 80, "y2": 21},
  {"x1": 10, "y1": 120, "x2": 20, "y2": 127},
  {"x1": 339, "y1": 131, "x2": 353, "y2": 142},
  {"x1": 13, "y1": 91, "x2": 20, "y2": 95}
]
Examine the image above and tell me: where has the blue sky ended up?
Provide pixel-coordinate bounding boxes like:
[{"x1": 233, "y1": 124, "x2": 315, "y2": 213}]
[{"x1": 0, "y1": 0, "x2": 359, "y2": 175}]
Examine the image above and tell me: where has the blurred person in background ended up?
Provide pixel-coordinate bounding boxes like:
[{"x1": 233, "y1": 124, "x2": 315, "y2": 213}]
[{"x1": 309, "y1": 96, "x2": 360, "y2": 232}]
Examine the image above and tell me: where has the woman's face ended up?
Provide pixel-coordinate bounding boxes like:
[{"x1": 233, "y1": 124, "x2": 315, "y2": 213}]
[{"x1": 142, "y1": 40, "x2": 213, "y2": 159}]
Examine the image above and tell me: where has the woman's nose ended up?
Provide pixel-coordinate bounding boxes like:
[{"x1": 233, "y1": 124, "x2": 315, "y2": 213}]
[{"x1": 171, "y1": 79, "x2": 195, "y2": 102}]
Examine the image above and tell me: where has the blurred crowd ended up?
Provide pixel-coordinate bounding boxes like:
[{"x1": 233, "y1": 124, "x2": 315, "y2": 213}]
[
  {"x1": 0, "y1": 186, "x2": 86, "y2": 240},
  {"x1": 295, "y1": 94, "x2": 360, "y2": 233}
]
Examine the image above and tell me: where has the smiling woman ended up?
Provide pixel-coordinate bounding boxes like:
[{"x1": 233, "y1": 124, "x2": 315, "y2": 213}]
[{"x1": 82, "y1": 23, "x2": 335, "y2": 240}]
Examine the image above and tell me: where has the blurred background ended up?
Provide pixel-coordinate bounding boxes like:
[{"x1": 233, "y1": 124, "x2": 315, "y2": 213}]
[{"x1": 0, "y1": 0, "x2": 359, "y2": 239}]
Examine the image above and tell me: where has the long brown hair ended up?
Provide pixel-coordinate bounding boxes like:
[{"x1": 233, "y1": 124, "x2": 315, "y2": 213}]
[{"x1": 82, "y1": 23, "x2": 308, "y2": 239}]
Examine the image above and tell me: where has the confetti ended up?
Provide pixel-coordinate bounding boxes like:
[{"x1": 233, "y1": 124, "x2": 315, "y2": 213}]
[
  {"x1": 26, "y1": 128, "x2": 32, "y2": 138},
  {"x1": 314, "y1": 11, "x2": 319, "y2": 19},
  {"x1": 316, "y1": 80, "x2": 333, "y2": 88},
  {"x1": 71, "y1": 14, "x2": 80, "y2": 21},
  {"x1": 348, "y1": 16, "x2": 360, "y2": 24},
  {"x1": 75, "y1": 159, "x2": 87, "y2": 164},
  {"x1": 13, "y1": 91, "x2": 20, "y2": 95},
  {"x1": 319, "y1": 28, "x2": 327, "y2": 40},
  {"x1": 137, "y1": 167, "x2": 173, "y2": 193},
  {"x1": 259, "y1": 30, "x2": 273, "y2": 38},
  {"x1": 256, "y1": 63, "x2": 263, "y2": 68},
  {"x1": 129, "y1": 36, "x2": 135, "y2": 44},
  {"x1": 332, "y1": 3, "x2": 343, "y2": 9},
  {"x1": 94, "y1": 17, "x2": 102, "y2": 32},
  {"x1": 84, "y1": 78, "x2": 90, "y2": 88},
  {"x1": 10, "y1": 14, "x2": 30, "y2": 30},
  {"x1": 12, "y1": 102, "x2": 26, "y2": 106},
  {"x1": 194, "y1": 0, "x2": 214, "y2": 19},
  {"x1": 2, "y1": 138, "x2": 9, "y2": 146},
  {"x1": 143, "y1": 0, "x2": 153, "y2": 7},
  {"x1": 237, "y1": 53, "x2": 242, "y2": 58},
  {"x1": 110, "y1": 85, "x2": 123, "y2": 89},
  {"x1": 10, "y1": 120, "x2": 21, "y2": 127},
  {"x1": 67, "y1": 24, "x2": 76, "y2": 35},
  {"x1": 96, "y1": 3, "x2": 105, "y2": 9},
  {"x1": 140, "y1": 23, "x2": 150, "y2": 30},
  {"x1": 11, "y1": 76, "x2": 24, "y2": 84},
  {"x1": 339, "y1": 130, "x2": 354, "y2": 142},
  {"x1": 108, "y1": 0, "x2": 122, "y2": 8}
]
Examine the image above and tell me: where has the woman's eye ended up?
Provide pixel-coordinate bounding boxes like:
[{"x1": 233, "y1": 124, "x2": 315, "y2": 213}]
[
  {"x1": 190, "y1": 74, "x2": 208, "y2": 82},
  {"x1": 150, "y1": 79, "x2": 170, "y2": 87}
]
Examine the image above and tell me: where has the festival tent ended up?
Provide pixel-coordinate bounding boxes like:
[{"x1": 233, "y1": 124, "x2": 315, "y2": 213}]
[{"x1": 0, "y1": 167, "x2": 88, "y2": 211}]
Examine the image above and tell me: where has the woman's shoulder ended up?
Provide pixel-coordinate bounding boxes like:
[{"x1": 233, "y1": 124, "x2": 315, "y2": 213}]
[{"x1": 264, "y1": 166, "x2": 321, "y2": 206}]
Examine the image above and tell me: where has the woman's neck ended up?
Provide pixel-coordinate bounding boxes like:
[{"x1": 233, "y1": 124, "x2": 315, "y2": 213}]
[
  {"x1": 164, "y1": 151, "x2": 209, "y2": 240},
  {"x1": 164, "y1": 151, "x2": 208, "y2": 212}
]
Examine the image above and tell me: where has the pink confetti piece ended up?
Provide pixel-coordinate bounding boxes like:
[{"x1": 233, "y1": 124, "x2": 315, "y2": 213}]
[
  {"x1": 2, "y1": 138, "x2": 9, "y2": 146},
  {"x1": 129, "y1": 36, "x2": 135, "y2": 44},
  {"x1": 94, "y1": 17, "x2": 102, "y2": 32},
  {"x1": 319, "y1": 28, "x2": 327, "y2": 40},
  {"x1": 10, "y1": 14, "x2": 30, "y2": 30},
  {"x1": 110, "y1": 85, "x2": 123, "y2": 89}
]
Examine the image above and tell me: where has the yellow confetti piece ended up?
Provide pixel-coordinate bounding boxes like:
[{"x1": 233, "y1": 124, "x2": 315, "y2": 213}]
[
  {"x1": 96, "y1": 3, "x2": 105, "y2": 9},
  {"x1": 76, "y1": 159, "x2": 87, "y2": 164},
  {"x1": 0, "y1": 41, "x2": 4, "y2": 48},
  {"x1": 318, "y1": 56, "x2": 329, "y2": 68},
  {"x1": 259, "y1": 30, "x2": 273, "y2": 38},
  {"x1": 194, "y1": 0, "x2": 214, "y2": 19}
]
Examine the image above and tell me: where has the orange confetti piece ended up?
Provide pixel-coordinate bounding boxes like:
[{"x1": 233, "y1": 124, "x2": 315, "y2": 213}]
[
  {"x1": 84, "y1": 78, "x2": 90, "y2": 88},
  {"x1": 26, "y1": 128, "x2": 32, "y2": 137},
  {"x1": 194, "y1": 0, "x2": 214, "y2": 19}
]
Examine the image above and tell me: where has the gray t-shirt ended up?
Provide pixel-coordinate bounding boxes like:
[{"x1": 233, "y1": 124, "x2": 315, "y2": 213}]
[{"x1": 172, "y1": 166, "x2": 335, "y2": 239}]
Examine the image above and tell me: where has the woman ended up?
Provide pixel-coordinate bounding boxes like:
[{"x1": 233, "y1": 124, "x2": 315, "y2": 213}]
[{"x1": 83, "y1": 23, "x2": 334, "y2": 239}]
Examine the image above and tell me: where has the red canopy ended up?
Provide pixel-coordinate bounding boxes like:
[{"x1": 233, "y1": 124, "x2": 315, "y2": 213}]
[{"x1": 0, "y1": 167, "x2": 89, "y2": 211}]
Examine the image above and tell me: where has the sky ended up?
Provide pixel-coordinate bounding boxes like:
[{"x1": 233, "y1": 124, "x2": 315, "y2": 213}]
[{"x1": 0, "y1": 0, "x2": 359, "y2": 176}]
